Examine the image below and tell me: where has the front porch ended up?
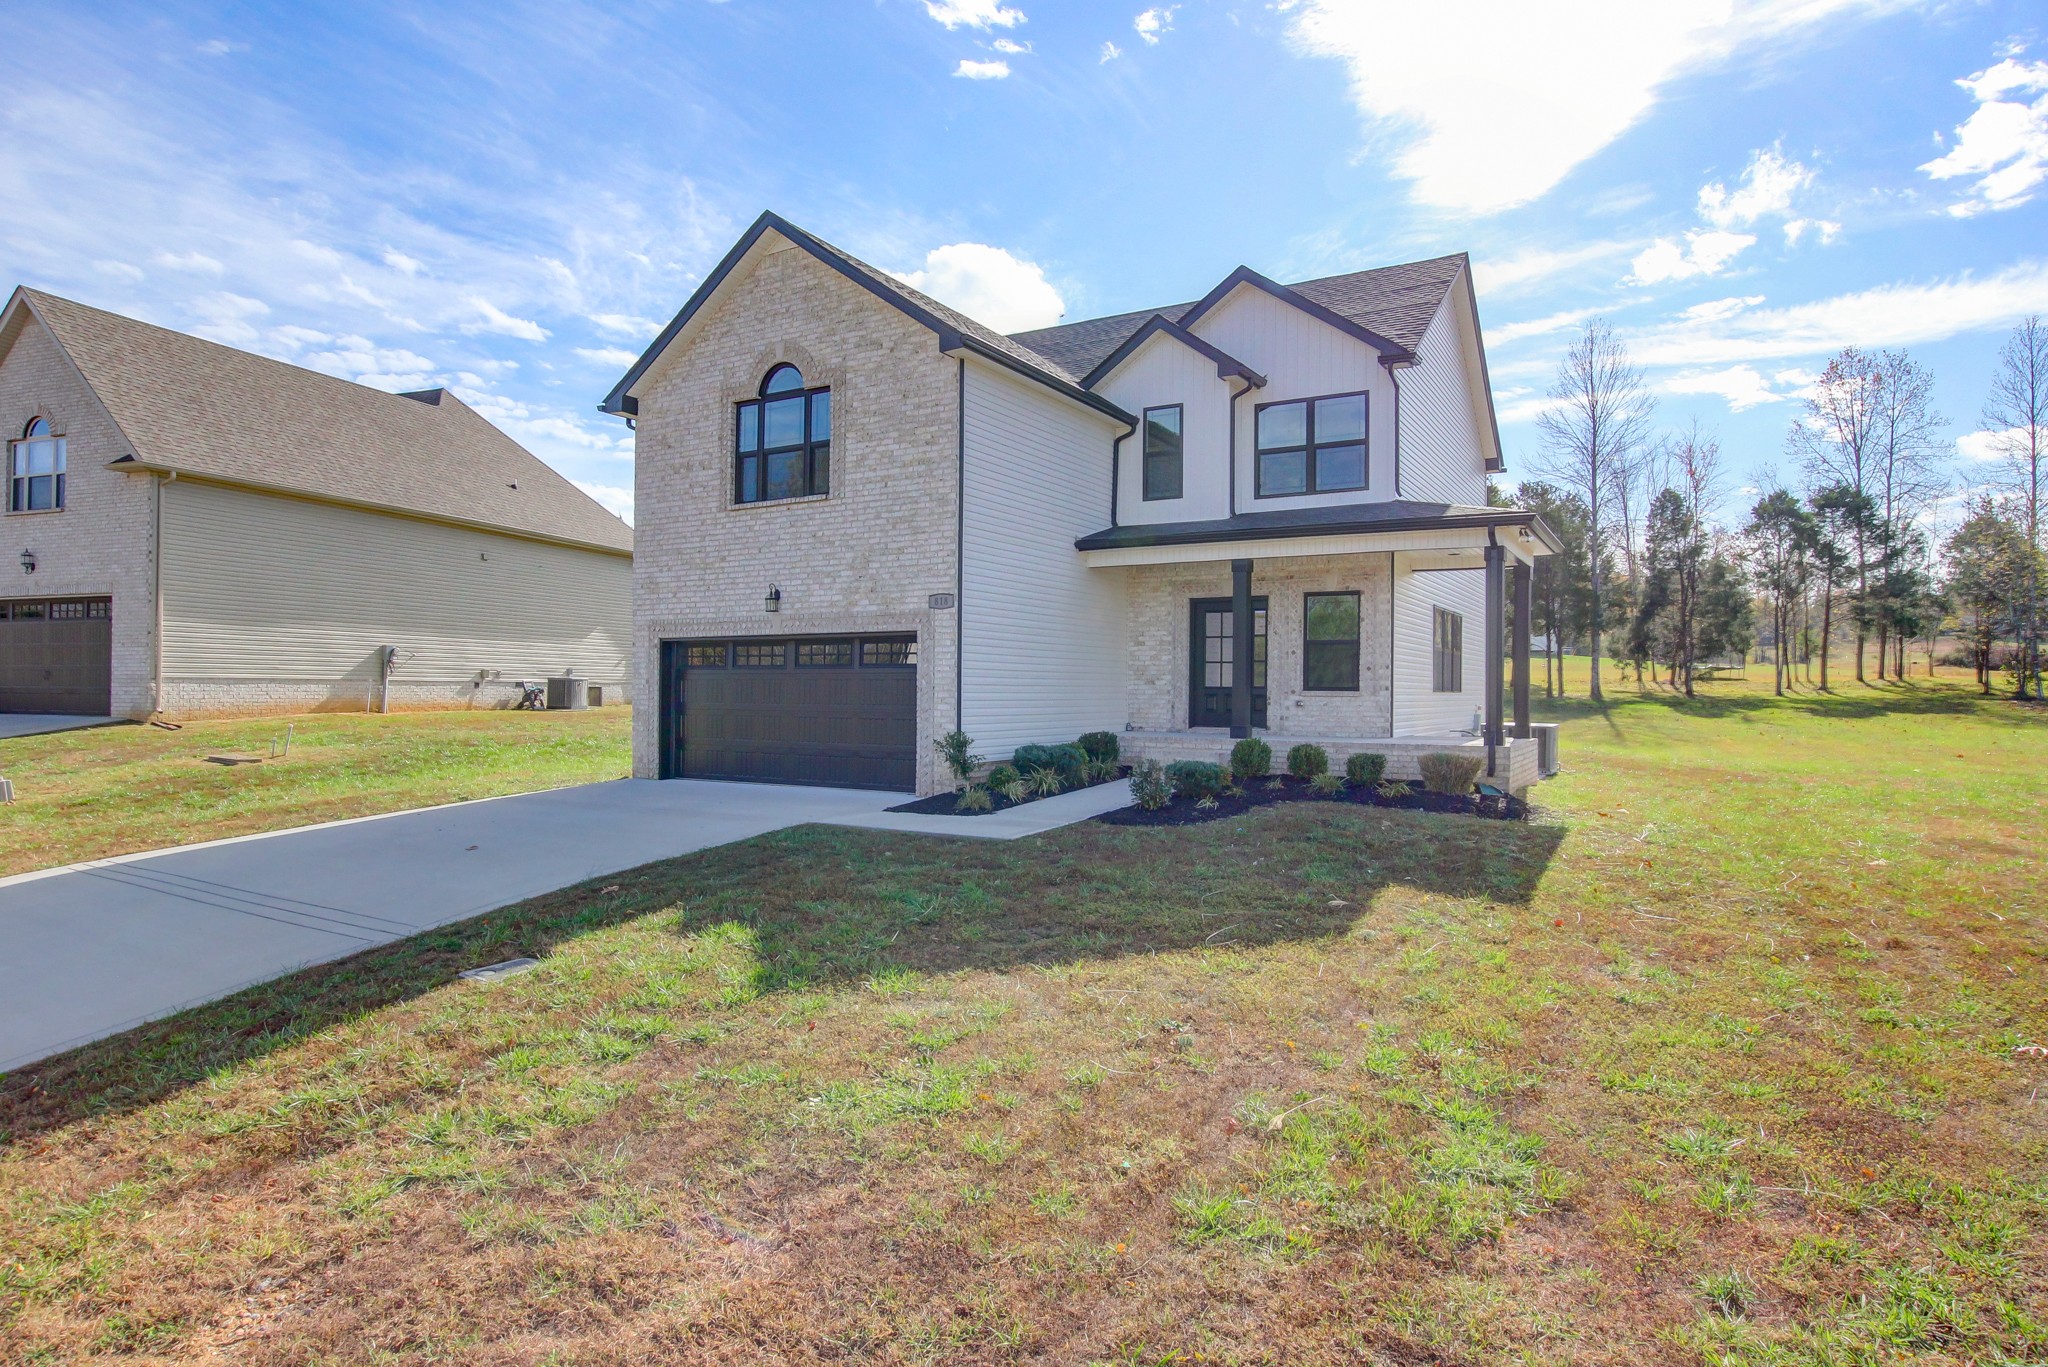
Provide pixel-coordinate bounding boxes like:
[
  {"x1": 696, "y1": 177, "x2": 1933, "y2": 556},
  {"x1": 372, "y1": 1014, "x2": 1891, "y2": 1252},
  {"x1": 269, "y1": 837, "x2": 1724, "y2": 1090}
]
[{"x1": 1122, "y1": 728, "x2": 1545, "y2": 795}]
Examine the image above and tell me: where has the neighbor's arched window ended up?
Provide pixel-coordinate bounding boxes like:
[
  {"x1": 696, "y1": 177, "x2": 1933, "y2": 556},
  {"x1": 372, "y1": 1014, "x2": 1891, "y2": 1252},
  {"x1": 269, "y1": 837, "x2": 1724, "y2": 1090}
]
[
  {"x1": 8, "y1": 416, "x2": 66, "y2": 513},
  {"x1": 734, "y1": 365, "x2": 830, "y2": 503}
]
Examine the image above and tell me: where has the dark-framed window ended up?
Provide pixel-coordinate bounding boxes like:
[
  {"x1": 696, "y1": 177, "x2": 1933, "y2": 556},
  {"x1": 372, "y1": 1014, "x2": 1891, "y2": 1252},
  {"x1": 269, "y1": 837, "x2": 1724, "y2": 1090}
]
[
  {"x1": 685, "y1": 642, "x2": 729, "y2": 667},
  {"x1": 9, "y1": 417, "x2": 66, "y2": 513},
  {"x1": 796, "y1": 640, "x2": 854, "y2": 667},
  {"x1": 1254, "y1": 391, "x2": 1366, "y2": 497},
  {"x1": 1432, "y1": 607, "x2": 1463, "y2": 693},
  {"x1": 734, "y1": 365, "x2": 830, "y2": 504},
  {"x1": 860, "y1": 637, "x2": 916, "y2": 667},
  {"x1": 735, "y1": 642, "x2": 788, "y2": 668},
  {"x1": 1141, "y1": 404, "x2": 1182, "y2": 501},
  {"x1": 1303, "y1": 592, "x2": 1361, "y2": 691}
]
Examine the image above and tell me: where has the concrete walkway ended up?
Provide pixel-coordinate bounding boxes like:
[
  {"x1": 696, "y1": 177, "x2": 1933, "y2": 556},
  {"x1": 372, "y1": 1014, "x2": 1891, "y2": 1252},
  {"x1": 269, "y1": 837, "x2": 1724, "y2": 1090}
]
[
  {"x1": 0, "y1": 778, "x2": 897, "y2": 1072},
  {"x1": 828, "y1": 779, "x2": 1134, "y2": 839},
  {"x1": 0, "y1": 713, "x2": 122, "y2": 741}
]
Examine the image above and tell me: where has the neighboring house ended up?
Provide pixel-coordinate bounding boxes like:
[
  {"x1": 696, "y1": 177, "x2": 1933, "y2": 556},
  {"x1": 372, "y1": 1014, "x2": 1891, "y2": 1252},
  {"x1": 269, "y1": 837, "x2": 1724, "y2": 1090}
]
[
  {"x1": 606, "y1": 212, "x2": 1558, "y2": 797},
  {"x1": 0, "y1": 288, "x2": 633, "y2": 719}
]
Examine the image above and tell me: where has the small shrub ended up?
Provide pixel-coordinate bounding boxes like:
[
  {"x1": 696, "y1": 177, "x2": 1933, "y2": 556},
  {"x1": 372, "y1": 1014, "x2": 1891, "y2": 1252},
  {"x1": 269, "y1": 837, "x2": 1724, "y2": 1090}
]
[
  {"x1": 935, "y1": 731, "x2": 981, "y2": 790},
  {"x1": 1130, "y1": 757, "x2": 1171, "y2": 810},
  {"x1": 1027, "y1": 767, "x2": 1066, "y2": 797},
  {"x1": 1418, "y1": 751, "x2": 1484, "y2": 795},
  {"x1": 1228, "y1": 737, "x2": 1272, "y2": 781},
  {"x1": 955, "y1": 785, "x2": 994, "y2": 813},
  {"x1": 1165, "y1": 760, "x2": 1227, "y2": 801},
  {"x1": 1309, "y1": 772, "x2": 1345, "y2": 796},
  {"x1": 985, "y1": 763, "x2": 1020, "y2": 792},
  {"x1": 1374, "y1": 779, "x2": 1411, "y2": 801},
  {"x1": 998, "y1": 777, "x2": 1029, "y2": 805},
  {"x1": 1076, "y1": 731, "x2": 1120, "y2": 763},
  {"x1": 1286, "y1": 743, "x2": 1330, "y2": 779},
  {"x1": 1345, "y1": 751, "x2": 1387, "y2": 785},
  {"x1": 1084, "y1": 756, "x2": 1121, "y2": 785},
  {"x1": 1015, "y1": 743, "x2": 1086, "y2": 785}
]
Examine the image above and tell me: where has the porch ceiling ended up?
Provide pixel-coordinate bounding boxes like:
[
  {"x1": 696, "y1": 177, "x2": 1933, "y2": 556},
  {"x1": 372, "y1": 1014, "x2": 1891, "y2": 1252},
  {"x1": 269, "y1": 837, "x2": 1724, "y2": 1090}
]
[{"x1": 1074, "y1": 500, "x2": 1558, "y2": 569}]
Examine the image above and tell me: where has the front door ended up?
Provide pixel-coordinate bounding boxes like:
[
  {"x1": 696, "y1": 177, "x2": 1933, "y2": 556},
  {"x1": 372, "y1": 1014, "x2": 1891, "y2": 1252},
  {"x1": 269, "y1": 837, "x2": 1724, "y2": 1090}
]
[{"x1": 1188, "y1": 597, "x2": 1267, "y2": 729}]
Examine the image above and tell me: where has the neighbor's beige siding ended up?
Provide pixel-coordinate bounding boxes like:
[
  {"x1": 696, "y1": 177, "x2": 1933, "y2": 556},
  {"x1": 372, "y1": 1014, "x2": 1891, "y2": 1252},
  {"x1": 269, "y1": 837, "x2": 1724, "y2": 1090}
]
[{"x1": 159, "y1": 478, "x2": 630, "y2": 716}]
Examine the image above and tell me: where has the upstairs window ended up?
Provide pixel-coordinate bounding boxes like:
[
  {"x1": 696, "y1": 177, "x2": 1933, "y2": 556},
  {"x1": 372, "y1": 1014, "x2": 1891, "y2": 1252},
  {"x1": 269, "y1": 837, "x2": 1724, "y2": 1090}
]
[
  {"x1": 9, "y1": 417, "x2": 66, "y2": 512},
  {"x1": 1432, "y1": 607, "x2": 1464, "y2": 693},
  {"x1": 1254, "y1": 391, "x2": 1366, "y2": 497},
  {"x1": 735, "y1": 365, "x2": 830, "y2": 504},
  {"x1": 1141, "y1": 404, "x2": 1183, "y2": 501},
  {"x1": 1303, "y1": 592, "x2": 1361, "y2": 691}
]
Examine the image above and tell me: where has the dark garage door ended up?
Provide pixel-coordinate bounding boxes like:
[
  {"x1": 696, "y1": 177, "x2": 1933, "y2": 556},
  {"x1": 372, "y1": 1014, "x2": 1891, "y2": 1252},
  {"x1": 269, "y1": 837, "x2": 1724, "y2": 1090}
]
[
  {"x1": 662, "y1": 634, "x2": 916, "y2": 790},
  {"x1": 0, "y1": 597, "x2": 112, "y2": 714}
]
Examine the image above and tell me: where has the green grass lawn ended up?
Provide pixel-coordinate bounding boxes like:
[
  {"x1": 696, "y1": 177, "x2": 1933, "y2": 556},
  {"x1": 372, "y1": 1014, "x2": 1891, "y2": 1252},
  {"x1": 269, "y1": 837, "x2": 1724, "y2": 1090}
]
[
  {"x1": 0, "y1": 708, "x2": 631, "y2": 877},
  {"x1": 2, "y1": 672, "x2": 2044, "y2": 1364}
]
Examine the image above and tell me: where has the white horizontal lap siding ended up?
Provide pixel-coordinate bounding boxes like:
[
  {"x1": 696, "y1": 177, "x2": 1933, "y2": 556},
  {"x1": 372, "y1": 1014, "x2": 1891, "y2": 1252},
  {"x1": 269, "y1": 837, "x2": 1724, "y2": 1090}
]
[
  {"x1": 160, "y1": 480, "x2": 631, "y2": 685},
  {"x1": 1393, "y1": 558, "x2": 1484, "y2": 735},
  {"x1": 1186, "y1": 286, "x2": 1398, "y2": 513},
  {"x1": 1395, "y1": 291, "x2": 1489, "y2": 507},
  {"x1": 1092, "y1": 334, "x2": 1232, "y2": 525},
  {"x1": 960, "y1": 360, "x2": 1125, "y2": 756}
]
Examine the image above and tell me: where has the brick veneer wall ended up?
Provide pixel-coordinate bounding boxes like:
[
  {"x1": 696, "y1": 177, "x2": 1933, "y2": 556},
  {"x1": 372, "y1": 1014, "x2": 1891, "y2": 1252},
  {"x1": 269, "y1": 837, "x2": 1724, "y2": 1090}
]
[
  {"x1": 628, "y1": 243, "x2": 962, "y2": 794},
  {"x1": 1125, "y1": 551, "x2": 1395, "y2": 736},
  {"x1": 0, "y1": 311, "x2": 157, "y2": 717}
]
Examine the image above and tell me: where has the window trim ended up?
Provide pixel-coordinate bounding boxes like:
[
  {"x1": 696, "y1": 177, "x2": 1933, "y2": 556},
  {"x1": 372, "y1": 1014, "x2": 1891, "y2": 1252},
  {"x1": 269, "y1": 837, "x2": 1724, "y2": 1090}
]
[
  {"x1": 1140, "y1": 403, "x2": 1183, "y2": 501},
  {"x1": 1302, "y1": 590, "x2": 1362, "y2": 692},
  {"x1": 8, "y1": 416, "x2": 67, "y2": 514},
  {"x1": 1251, "y1": 390, "x2": 1368, "y2": 499},
  {"x1": 733, "y1": 368, "x2": 831, "y2": 505},
  {"x1": 1431, "y1": 606, "x2": 1464, "y2": 693}
]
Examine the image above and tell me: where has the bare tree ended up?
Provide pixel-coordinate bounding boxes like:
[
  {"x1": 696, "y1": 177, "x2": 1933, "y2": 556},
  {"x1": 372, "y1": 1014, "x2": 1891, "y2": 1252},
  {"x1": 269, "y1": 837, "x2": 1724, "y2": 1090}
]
[
  {"x1": 1867, "y1": 351, "x2": 1946, "y2": 678},
  {"x1": 1791, "y1": 349, "x2": 1883, "y2": 683},
  {"x1": 1984, "y1": 316, "x2": 2047, "y2": 699},
  {"x1": 1535, "y1": 320, "x2": 1655, "y2": 702}
]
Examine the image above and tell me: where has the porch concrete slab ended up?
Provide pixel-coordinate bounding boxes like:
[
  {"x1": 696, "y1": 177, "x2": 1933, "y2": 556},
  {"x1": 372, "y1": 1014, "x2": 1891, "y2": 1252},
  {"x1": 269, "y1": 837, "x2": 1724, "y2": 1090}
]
[
  {"x1": 824, "y1": 778, "x2": 1133, "y2": 840},
  {"x1": 0, "y1": 714, "x2": 122, "y2": 741},
  {"x1": 0, "y1": 778, "x2": 899, "y2": 1072}
]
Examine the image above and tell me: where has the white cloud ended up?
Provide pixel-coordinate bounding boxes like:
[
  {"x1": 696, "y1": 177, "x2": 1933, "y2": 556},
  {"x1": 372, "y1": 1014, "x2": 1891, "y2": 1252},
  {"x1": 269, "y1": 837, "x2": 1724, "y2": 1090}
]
[
  {"x1": 1628, "y1": 260, "x2": 2048, "y2": 368},
  {"x1": 1100, "y1": 40, "x2": 1123, "y2": 63},
  {"x1": 1679, "y1": 295, "x2": 1766, "y2": 324},
  {"x1": 923, "y1": 0, "x2": 1024, "y2": 29},
  {"x1": 460, "y1": 297, "x2": 549, "y2": 342},
  {"x1": 895, "y1": 241, "x2": 1064, "y2": 332},
  {"x1": 573, "y1": 478, "x2": 635, "y2": 525},
  {"x1": 1921, "y1": 57, "x2": 2048, "y2": 215},
  {"x1": 1628, "y1": 229, "x2": 1756, "y2": 284},
  {"x1": 1497, "y1": 393, "x2": 1569, "y2": 426},
  {"x1": 151, "y1": 249, "x2": 225, "y2": 275},
  {"x1": 187, "y1": 291, "x2": 271, "y2": 345},
  {"x1": 1472, "y1": 239, "x2": 1636, "y2": 296},
  {"x1": 268, "y1": 324, "x2": 332, "y2": 351},
  {"x1": 1958, "y1": 427, "x2": 2030, "y2": 463},
  {"x1": 991, "y1": 38, "x2": 1031, "y2": 54},
  {"x1": 1488, "y1": 308, "x2": 1598, "y2": 346},
  {"x1": 574, "y1": 345, "x2": 641, "y2": 368},
  {"x1": 300, "y1": 336, "x2": 441, "y2": 389},
  {"x1": 1782, "y1": 217, "x2": 1841, "y2": 245},
  {"x1": 381, "y1": 248, "x2": 424, "y2": 275},
  {"x1": 1698, "y1": 146, "x2": 1813, "y2": 228},
  {"x1": 92, "y1": 259, "x2": 144, "y2": 282},
  {"x1": 953, "y1": 58, "x2": 1011, "y2": 80},
  {"x1": 1281, "y1": 0, "x2": 1895, "y2": 216},
  {"x1": 1662, "y1": 364, "x2": 1787, "y2": 411},
  {"x1": 195, "y1": 38, "x2": 245, "y2": 57},
  {"x1": 1133, "y1": 6, "x2": 1177, "y2": 44},
  {"x1": 589, "y1": 312, "x2": 663, "y2": 340}
]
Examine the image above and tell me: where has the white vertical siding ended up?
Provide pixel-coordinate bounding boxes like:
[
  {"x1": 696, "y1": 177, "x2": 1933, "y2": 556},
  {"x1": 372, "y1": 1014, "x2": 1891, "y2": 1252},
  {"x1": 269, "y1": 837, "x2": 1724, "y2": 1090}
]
[
  {"x1": 1091, "y1": 332, "x2": 1234, "y2": 525},
  {"x1": 1186, "y1": 285, "x2": 1400, "y2": 513},
  {"x1": 1395, "y1": 286, "x2": 1490, "y2": 507},
  {"x1": 161, "y1": 479, "x2": 632, "y2": 690},
  {"x1": 1392, "y1": 557, "x2": 1485, "y2": 735},
  {"x1": 959, "y1": 358, "x2": 1127, "y2": 755}
]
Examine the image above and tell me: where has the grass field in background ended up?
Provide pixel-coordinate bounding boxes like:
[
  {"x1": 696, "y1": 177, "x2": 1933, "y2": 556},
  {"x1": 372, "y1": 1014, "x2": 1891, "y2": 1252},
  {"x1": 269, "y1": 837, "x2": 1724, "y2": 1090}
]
[
  {"x1": 1, "y1": 670, "x2": 2043, "y2": 1363},
  {"x1": 0, "y1": 708, "x2": 631, "y2": 877}
]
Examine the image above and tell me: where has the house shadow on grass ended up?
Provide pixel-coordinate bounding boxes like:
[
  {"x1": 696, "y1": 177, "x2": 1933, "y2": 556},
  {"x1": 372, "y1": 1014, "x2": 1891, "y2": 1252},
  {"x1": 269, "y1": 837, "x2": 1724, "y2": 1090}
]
[{"x1": 0, "y1": 803, "x2": 1563, "y2": 1146}]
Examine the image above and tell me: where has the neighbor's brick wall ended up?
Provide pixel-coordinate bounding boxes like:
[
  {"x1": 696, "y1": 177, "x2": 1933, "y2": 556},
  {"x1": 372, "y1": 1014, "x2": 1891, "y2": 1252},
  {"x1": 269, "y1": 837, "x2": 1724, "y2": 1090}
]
[
  {"x1": 0, "y1": 309, "x2": 157, "y2": 717},
  {"x1": 1125, "y1": 551, "x2": 1395, "y2": 736},
  {"x1": 629, "y1": 242, "x2": 961, "y2": 793}
]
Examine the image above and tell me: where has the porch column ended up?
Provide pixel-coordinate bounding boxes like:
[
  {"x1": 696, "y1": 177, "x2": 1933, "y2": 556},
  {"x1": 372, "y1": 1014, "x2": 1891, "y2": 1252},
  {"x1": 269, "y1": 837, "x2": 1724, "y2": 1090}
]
[
  {"x1": 1483, "y1": 543, "x2": 1505, "y2": 773},
  {"x1": 1230, "y1": 557, "x2": 1253, "y2": 739},
  {"x1": 1511, "y1": 560, "x2": 1532, "y2": 739}
]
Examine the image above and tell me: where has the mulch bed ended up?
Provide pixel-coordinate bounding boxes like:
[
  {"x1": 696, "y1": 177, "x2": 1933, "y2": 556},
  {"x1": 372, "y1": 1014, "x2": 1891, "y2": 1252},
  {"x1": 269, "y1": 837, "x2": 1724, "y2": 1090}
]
[
  {"x1": 885, "y1": 770, "x2": 1126, "y2": 817},
  {"x1": 1094, "y1": 775, "x2": 1527, "y2": 827}
]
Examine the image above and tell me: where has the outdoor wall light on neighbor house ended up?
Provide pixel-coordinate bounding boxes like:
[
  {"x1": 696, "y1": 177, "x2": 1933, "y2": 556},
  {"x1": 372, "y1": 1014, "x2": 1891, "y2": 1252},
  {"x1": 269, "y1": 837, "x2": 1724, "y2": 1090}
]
[
  {"x1": 18, "y1": 549, "x2": 33, "y2": 574},
  {"x1": 765, "y1": 583, "x2": 781, "y2": 613}
]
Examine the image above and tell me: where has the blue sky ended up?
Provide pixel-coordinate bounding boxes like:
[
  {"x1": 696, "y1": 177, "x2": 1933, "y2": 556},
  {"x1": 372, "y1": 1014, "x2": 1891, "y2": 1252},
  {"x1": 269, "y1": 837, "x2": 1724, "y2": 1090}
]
[{"x1": 3, "y1": 0, "x2": 2044, "y2": 525}]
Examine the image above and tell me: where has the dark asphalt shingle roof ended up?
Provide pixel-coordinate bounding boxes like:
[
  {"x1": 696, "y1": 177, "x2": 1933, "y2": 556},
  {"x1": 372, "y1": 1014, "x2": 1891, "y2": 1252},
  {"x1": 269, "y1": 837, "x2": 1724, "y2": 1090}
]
[{"x1": 16, "y1": 288, "x2": 632, "y2": 553}]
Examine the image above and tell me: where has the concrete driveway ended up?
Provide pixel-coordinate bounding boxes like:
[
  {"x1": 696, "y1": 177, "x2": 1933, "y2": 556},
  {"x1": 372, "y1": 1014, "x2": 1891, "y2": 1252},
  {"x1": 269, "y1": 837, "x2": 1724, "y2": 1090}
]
[
  {"x1": 0, "y1": 779, "x2": 898, "y2": 1072},
  {"x1": 0, "y1": 714, "x2": 121, "y2": 741}
]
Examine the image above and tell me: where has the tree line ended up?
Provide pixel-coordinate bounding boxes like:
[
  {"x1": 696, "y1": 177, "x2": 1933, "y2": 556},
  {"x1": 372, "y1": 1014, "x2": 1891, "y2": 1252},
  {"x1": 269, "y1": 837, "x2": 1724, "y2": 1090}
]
[{"x1": 1510, "y1": 317, "x2": 2046, "y2": 703}]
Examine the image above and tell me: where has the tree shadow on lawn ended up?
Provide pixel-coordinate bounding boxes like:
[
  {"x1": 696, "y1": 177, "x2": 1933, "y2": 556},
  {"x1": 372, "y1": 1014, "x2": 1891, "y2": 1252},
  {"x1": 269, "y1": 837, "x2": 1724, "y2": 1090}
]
[
  {"x1": 0, "y1": 802, "x2": 1563, "y2": 1145},
  {"x1": 1535, "y1": 675, "x2": 2023, "y2": 730}
]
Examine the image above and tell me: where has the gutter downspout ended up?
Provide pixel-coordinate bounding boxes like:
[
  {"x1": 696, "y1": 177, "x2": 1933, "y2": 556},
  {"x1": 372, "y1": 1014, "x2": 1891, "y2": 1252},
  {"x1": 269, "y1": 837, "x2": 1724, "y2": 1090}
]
[
  {"x1": 955, "y1": 356, "x2": 966, "y2": 737},
  {"x1": 1109, "y1": 422, "x2": 1134, "y2": 528},
  {"x1": 1381, "y1": 357, "x2": 1407, "y2": 498},
  {"x1": 1482, "y1": 526, "x2": 1505, "y2": 779},
  {"x1": 1226, "y1": 374, "x2": 1257, "y2": 518},
  {"x1": 152, "y1": 471, "x2": 169, "y2": 720}
]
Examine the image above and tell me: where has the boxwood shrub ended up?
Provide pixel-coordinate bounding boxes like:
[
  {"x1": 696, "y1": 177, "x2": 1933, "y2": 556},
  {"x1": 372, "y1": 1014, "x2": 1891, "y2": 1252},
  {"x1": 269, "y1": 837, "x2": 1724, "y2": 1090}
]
[
  {"x1": 1228, "y1": 737, "x2": 1272, "y2": 782},
  {"x1": 1286, "y1": 743, "x2": 1330, "y2": 779},
  {"x1": 1076, "y1": 731, "x2": 1121, "y2": 763},
  {"x1": 1164, "y1": 759, "x2": 1227, "y2": 801},
  {"x1": 1345, "y1": 751, "x2": 1388, "y2": 785}
]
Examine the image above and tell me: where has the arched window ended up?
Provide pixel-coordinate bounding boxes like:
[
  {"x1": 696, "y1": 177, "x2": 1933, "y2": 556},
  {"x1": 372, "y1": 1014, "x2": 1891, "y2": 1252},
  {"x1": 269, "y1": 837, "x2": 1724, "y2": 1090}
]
[
  {"x1": 734, "y1": 365, "x2": 831, "y2": 503},
  {"x1": 8, "y1": 416, "x2": 65, "y2": 512}
]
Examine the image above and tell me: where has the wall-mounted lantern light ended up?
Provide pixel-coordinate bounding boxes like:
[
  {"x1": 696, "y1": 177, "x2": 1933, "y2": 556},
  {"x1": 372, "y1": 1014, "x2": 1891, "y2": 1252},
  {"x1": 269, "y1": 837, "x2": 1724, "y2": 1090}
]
[
  {"x1": 764, "y1": 583, "x2": 781, "y2": 613},
  {"x1": 18, "y1": 550, "x2": 34, "y2": 575}
]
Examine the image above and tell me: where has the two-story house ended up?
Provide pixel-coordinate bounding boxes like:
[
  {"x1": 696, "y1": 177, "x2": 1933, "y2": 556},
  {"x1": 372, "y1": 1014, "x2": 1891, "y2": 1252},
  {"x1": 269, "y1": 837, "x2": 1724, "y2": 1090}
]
[{"x1": 606, "y1": 212, "x2": 1558, "y2": 797}]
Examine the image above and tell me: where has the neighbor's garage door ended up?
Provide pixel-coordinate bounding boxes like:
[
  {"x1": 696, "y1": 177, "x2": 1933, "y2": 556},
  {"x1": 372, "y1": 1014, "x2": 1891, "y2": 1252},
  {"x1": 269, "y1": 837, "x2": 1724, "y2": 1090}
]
[
  {"x1": 0, "y1": 597, "x2": 112, "y2": 714},
  {"x1": 663, "y1": 634, "x2": 917, "y2": 790}
]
